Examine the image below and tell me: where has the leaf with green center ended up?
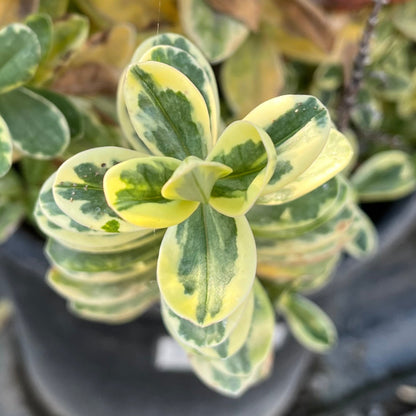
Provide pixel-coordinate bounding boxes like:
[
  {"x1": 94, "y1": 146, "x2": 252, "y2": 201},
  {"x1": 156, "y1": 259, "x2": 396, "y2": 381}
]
[
  {"x1": 345, "y1": 207, "x2": 377, "y2": 258},
  {"x1": 257, "y1": 129, "x2": 353, "y2": 205},
  {"x1": 0, "y1": 87, "x2": 70, "y2": 159},
  {"x1": 221, "y1": 32, "x2": 284, "y2": 119},
  {"x1": 47, "y1": 267, "x2": 155, "y2": 306},
  {"x1": 25, "y1": 13, "x2": 53, "y2": 63},
  {"x1": 69, "y1": 279, "x2": 159, "y2": 324},
  {"x1": 46, "y1": 237, "x2": 160, "y2": 276},
  {"x1": 210, "y1": 280, "x2": 274, "y2": 377},
  {"x1": 54, "y1": 147, "x2": 146, "y2": 232},
  {"x1": 179, "y1": 0, "x2": 249, "y2": 64},
  {"x1": 0, "y1": 23, "x2": 40, "y2": 94},
  {"x1": 31, "y1": 88, "x2": 84, "y2": 139},
  {"x1": 158, "y1": 205, "x2": 256, "y2": 326},
  {"x1": 247, "y1": 176, "x2": 349, "y2": 239},
  {"x1": 183, "y1": 291, "x2": 254, "y2": 359},
  {"x1": 139, "y1": 45, "x2": 219, "y2": 142},
  {"x1": 208, "y1": 120, "x2": 277, "y2": 217},
  {"x1": 351, "y1": 88, "x2": 383, "y2": 131},
  {"x1": 351, "y1": 150, "x2": 416, "y2": 202},
  {"x1": 161, "y1": 290, "x2": 250, "y2": 350},
  {"x1": 33, "y1": 14, "x2": 89, "y2": 85},
  {"x1": 104, "y1": 156, "x2": 199, "y2": 228},
  {"x1": 244, "y1": 95, "x2": 331, "y2": 195},
  {"x1": 35, "y1": 200, "x2": 163, "y2": 253},
  {"x1": 131, "y1": 33, "x2": 219, "y2": 133},
  {"x1": 278, "y1": 292, "x2": 337, "y2": 353},
  {"x1": 124, "y1": 61, "x2": 211, "y2": 159},
  {"x1": 189, "y1": 347, "x2": 273, "y2": 398},
  {"x1": 0, "y1": 115, "x2": 12, "y2": 178},
  {"x1": 161, "y1": 156, "x2": 231, "y2": 203}
]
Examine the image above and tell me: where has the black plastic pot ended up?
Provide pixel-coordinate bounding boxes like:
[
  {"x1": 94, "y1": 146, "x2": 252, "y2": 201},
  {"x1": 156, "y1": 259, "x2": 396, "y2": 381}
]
[{"x1": 0, "y1": 226, "x2": 311, "y2": 416}]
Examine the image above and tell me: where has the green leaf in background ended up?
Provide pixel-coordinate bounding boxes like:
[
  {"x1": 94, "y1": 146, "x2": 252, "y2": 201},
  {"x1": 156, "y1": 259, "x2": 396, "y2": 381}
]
[
  {"x1": 278, "y1": 291, "x2": 337, "y2": 353},
  {"x1": 179, "y1": 0, "x2": 249, "y2": 64},
  {"x1": 25, "y1": 13, "x2": 53, "y2": 63},
  {"x1": 345, "y1": 207, "x2": 377, "y2": 258},
  {"x1": 158, "y1": 205, "x2": 256, "y2": 326},
  {"x1": 34, "y1": 14, "x2": 89, "y2": 85},
  {"x1": 39, "y1": 0, "x2": 69, "y2": 19},
  {"x1": 351, "y1": 88, "x2": 383, "y2": 131},
  {"x1": 392, "y1": 0, "x2": 416, "y2": 41},
  {"x1": 31, "y1": 88, "x2": 84, "y2": 139},
  {"x1": 244, "y1": 95, "x2": 331, "y2": 195},
  {"x1": 208, "y1": 120, "x2": 277, "y2": 217},
  {"x1": 54, "y1": 147, "x2": 145, "y2": 232},
  {"x1": 0, "y1": 115, "x2": 12, "y2": 178},
  {"x1": 351, "y1": 150, "x2": 416, "y2": 202},
  {"x1": 222, "y1": 32, "x2": 284, "y2": 118},
  {"x1": 104, "y1": 156, "x2": 199, "y2": 228},
  {"x1": 0, "y1": 87, "x2": 70, "y2": 159},
  {"x1": 0, "y1": 23, "x2": 41, "y2": 94},
  {"x1": 124, "y1": 61, "x2": 211, "y2": 159}
]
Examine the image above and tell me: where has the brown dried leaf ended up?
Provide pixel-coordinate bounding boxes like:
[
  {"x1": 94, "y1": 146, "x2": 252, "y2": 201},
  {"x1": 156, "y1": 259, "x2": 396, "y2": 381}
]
[
  {"x1": 276, "y1": 0, "x2": 335, "y2": 53},
  {"x1": 316, "y1": 0, "x2": 411, "y2": 11},
  {"x1": 206, "y1": 0, "x2": 261, "y2": 31},
  {"x1": 52, "y1": 62, "x2": 118, "y2": 96},
  {"x1": 0, "y1": 0, "x2": 39, "y2": 26}
]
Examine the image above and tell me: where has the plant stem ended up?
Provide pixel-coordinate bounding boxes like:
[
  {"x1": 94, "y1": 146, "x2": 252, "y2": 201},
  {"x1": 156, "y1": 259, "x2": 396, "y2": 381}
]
[{"x1": 337, "y1": 0, "x2": 389, "y2": 132}]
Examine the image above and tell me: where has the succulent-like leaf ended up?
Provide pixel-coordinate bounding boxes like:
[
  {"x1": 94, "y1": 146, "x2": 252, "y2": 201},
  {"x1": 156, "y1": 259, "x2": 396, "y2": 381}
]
[
  {"x1": 104, "y1": 156, "x2": 199, "y2": 228},
  {"x1": 162, "y1": 156, "x2": 232, "y2": 203},
  {"x1": 257, "y1": 129, "x2": 353, "y2": 205},
  {"x1": 54, "y1": 147, "x2": 145, "y2": 232},
  {"x1": 0, "y1": 23, "x2": 41, "y2": 94},
  {"x1": 209, "y1": 280, "x2": 274, "y2": 376},
  {"x1": 25, "y1": 13, "x2": 53, "y2": 63},
  {"x1": 208, "y1": 120, "x2": 277, "y2": 216},
  {"x1": 124, "y1": 61, "x2": 211, "y2": 159},
  {"x1": 139, "y1": 45, "x2": 219, "y2": 142},
  {"x1": 179, "y1": 0, "x2": 249, "y2": 64},
  {"x1": 131, "y1": 33, "x2": 219, "y2": 125},
  {"x1": 187, "y1": 291, "x2": 254, "y2": 359},
  {"x1": 345, "y1": 207, "x2": 377, "y2": 258},
  {"x1": 278, "y1": 292, "x2": 337, "y2": 353},
  {"x1": 161, "y1": 290, "x2": 251, "y2": 350},
  {"x1": 35, "y1": 201, "x2": 163, "y2": 253},
  {"x1": 244, "y1": 95, "x2": 331, "y2": 195},
  {"x1": 46, "y1": 237, "x2": 160, "y2": 275},
  {"x1": 158, "y1": 205, "x2": 256, "y2": 326},
  {"x1": 188, "y1": 282, "x2": 274, "y2": 396},
  {"x1": 351, "y1": 150, "x2": 416, "y2": 202},
  {"x1": 0, "y1": 87, "x2": 70, "y2": 159},
  {"x1": 248, "y1": 176, "x2": 349, "y2": 239},
  {"x1": 0, "y1": 115, "x2": 12, "y2": 178},
  {"x1": 69, "y1": 279, "x2": 159, "y2": 324},
  {"x1": 221, "y1": 32, "x2": 284, "y2": 118},
  {"x1": 47, "y1": 267, "x2": 155, "y2": 306}
]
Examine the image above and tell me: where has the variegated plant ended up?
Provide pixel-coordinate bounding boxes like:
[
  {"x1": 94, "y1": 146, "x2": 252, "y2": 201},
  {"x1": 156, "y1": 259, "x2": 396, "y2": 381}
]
[{"x1": 35, "y1": 33, "x2": 374, "y2": 396}]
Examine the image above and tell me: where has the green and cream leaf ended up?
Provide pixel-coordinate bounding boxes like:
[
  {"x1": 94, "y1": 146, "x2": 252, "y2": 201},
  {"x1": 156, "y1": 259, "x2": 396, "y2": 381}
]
[
  {"x1": 104, "y1": 156, "x2": 199, "y2": 228},
  {"x1": 158, "y1": 205, "x2": 256, "y2": 326},
  {"x1": 0, "y1": 23, "x2": 41, "y2": 94},
  {"x1": 0, "y1": 115, "x2": 12, "y2": 178}
]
